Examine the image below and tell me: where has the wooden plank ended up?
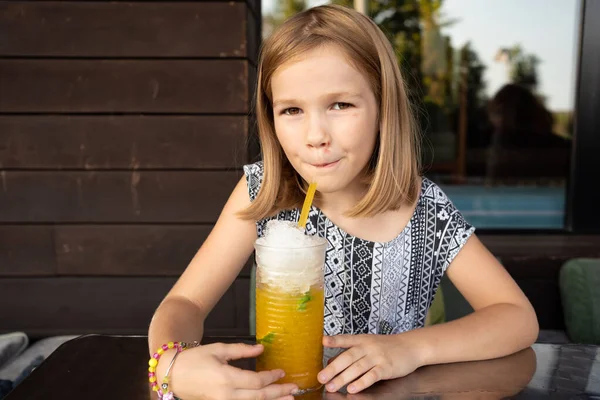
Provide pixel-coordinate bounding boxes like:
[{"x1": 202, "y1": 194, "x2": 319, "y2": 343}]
[
  {"x1": 0, "y1": 2, "x2": 247, "y2": 58},
  {"x1": 0, "y1": 277, "x2": 250, "y2": 336},
  {"x1": 0, "y1": 225, "x2": 57, "y2": 276},
  {"x1": 479, "y1": 234, "x2": 600, "y2": 259},
  {"x1": 0, "y1": 60, "x2": 248, "y2": 113},
  {"x1": 0, "y1": 171, "x2": 241, "y2": 222},
  {"x1": 56, "y1": 225, "x2": 255, "y2": 276},
  {"x1": 0, "y1": 225, "x2": 256, "y2": 277},
  {"x1": 0, "y1": 116, "x2": 248, "y2": 169},
  {"x1": 55, "y1": 225, "x2": 212, "y2": 276}
]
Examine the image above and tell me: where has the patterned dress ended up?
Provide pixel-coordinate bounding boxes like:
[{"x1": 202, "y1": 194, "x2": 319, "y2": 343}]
[{"x1": 244, "y1": 161, "x2": 475, "y2": 337}]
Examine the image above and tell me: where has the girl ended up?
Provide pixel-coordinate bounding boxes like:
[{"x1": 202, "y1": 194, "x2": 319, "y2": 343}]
[{"x1": 148, "y1": 5, "x2": 539, "y2": 400}]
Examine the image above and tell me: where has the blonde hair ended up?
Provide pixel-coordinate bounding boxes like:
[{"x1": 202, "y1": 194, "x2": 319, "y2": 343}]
[{"x1": 240, "y1": 4, "x2": 421, "y2": 220}]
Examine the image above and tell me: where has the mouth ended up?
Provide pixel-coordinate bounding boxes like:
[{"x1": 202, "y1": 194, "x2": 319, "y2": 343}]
[{"x1": 311, "y1": 160, "x2": 340, "y2": 169}]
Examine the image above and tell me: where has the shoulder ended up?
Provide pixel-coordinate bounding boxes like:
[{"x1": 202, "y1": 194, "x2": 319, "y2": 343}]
[
  {"x1": 243, "y1": 161, "x2": 264, "y2": 202},
  {"x1": 419, "y1": 177, "x2": 453, "y2": 207},
  {"x1": 418, "y1": 177, "x2": 476, "y2": 269},
  {"x1": 419, "y1": 177, "x2": 469, "y2": 225},
  {"x1": 243, "y1": 160, "x2": 264, "y2": 178}
]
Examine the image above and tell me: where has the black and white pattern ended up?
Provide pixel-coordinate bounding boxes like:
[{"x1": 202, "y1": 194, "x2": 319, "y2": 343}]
[{"x1": 244, "y1": 161, "x2": 475, "y2": 336}]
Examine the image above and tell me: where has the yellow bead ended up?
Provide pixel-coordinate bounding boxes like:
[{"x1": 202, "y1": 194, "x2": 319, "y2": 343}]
[
  {"x1": 163, "y1": 377, "x2": 170, "y2": 384},
  {"x1": 167, "y1": 342, "x2": 174, "y2": 349},
  {"x1": 149, "y1": 358, "x2": 158, "y2": 368},
  {"x1": 149, "y1": 377, "x2": 157, "y2": 383},
  {"x1": 157, "y1": 349, "x2": 164, "y2": 356},
  {"x1": 152, "y1": 386, "x2": 159, "y2": 392},
  {"x1": 148, "y1": 367, "x2": 155, "y2": 373}
]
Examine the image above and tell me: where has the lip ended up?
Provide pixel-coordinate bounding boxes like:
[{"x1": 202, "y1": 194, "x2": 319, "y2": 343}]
[{"x1": 311, "y1": 160, "x2": 340, "y2": 169}]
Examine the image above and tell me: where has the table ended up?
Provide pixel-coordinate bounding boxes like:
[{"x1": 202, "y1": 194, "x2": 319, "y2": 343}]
[{"x1": 5, "y1": 335, "x2": 600, "y2": 399}]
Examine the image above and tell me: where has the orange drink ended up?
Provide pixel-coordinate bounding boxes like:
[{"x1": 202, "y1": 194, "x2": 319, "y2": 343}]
[{"x1": 254, "y1": 222, "x2": 327, "y2": 394}]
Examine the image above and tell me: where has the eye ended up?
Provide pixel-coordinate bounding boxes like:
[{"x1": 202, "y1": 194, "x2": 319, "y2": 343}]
[
  {"x1": 332, "y1": 102, "x2": 353, "y2": 110},
  {"x1": 281, "y1": 107, "x2": 301, "y2": 116}
]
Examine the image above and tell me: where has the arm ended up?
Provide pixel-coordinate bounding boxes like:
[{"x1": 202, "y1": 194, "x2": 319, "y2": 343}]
[
  {"x1": 322, "y1": 346, "x2": 536, "y2": 399},
  {"x1": 404, "y1": 234, "x2": 539, "y2": 366},
  {"x1": 146, "y1": 177, "x2": 298, "y2": 399},
  {"x1": 148, "y1": 176, "x2": 257, "y2": 354}
]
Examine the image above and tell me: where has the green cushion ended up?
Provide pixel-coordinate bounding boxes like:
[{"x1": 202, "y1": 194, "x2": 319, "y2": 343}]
[
  {"x1": 559, "y1": 258, "x2": 600, "y2": 344},
  {"x1": 425, "y1": 285, "x2": 446, "y2": 326},
  {"x1": 440, "y1": 274, "x2": 473, "y2": 322}
]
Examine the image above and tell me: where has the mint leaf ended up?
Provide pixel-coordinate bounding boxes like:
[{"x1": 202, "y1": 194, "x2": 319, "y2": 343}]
[
  {"x1": 258, "y1": 332, "x2": 275, "y2": 344},
  {"x1": 297, "y1": 291, "x2": 312, "y2": 311}
]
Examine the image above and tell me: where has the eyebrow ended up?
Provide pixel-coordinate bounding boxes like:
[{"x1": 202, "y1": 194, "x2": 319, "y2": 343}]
[{"x1": 272, "y1": 91, "x2": 362, "y2": 108}]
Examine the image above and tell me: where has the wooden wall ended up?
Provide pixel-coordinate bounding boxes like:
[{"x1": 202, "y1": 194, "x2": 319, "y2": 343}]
[{"x1": 0, "y1": 0, "x2": 261, "y2": 338}]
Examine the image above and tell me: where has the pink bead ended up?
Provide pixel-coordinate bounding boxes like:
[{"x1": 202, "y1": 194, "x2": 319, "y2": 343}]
[
  {"x1": 162, "y1": 344, "x2": 169, "y2": 351},
  {"x1": 153, "y1": 353, "x2": 159, "y2": 359},
  {"x1": 163, "y1": 392, "x2": 175, "y2": 400},
  {"x1": 148, "y1": 372, "x2": 155, "y2": 378}
]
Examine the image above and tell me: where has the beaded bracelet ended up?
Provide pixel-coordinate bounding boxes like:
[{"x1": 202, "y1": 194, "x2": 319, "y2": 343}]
[{"x1": 148, "y1": 341, "x2": 200, "y2": 399}]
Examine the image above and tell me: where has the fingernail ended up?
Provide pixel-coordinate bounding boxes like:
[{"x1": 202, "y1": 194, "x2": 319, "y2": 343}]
[
  {"x1": 291, "y1": 388, "x2": 299, "y2": 394},
  {"x1": 318, "y1": 373, "x2": 327, "y2": 382},
  {"x1": 348, "y1": 385, "x2": 356, "y2": 393},
  {"x1": 280, "y1": 371, "x2": 286, "y2": 378},
  {"x1": 327, "y1": 383, "x2": 335, "y2": 391}
]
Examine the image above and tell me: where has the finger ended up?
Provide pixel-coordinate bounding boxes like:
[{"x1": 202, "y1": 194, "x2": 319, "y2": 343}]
[
  {"x1": 233, "y1": 383, "x2": 298, "y2": 400},
  {"x1": 346, "y1": 366, "x2": 384, "y2": 394},
  {"x1": 225, "y1": 365, "x2": 285, "y2": 389},
  {"x1": 323, "y1": 335, "x2": 361, "y2": 348},
  {"x1": 325, "y1": 355, "x2": 373, "y2": 393},
  {"x1": 318, "y1": 347, "x2": 364, "y2": 384},
  {"x1": 326, "y1": 354, "x2": 340, "y2": 365},
  {"x1": 214, "y1": 342, "x2": 264, "y2": 362}
]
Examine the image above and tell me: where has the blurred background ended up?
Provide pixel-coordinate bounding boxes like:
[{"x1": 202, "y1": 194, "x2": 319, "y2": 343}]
[{"x1": 0, "y1": 0, "x2": 599, "y2": 393}]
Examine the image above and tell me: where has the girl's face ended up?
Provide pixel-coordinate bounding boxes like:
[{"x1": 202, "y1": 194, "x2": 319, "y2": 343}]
[{"x1": 270, "y1": 44, "x2": 379, "y2": 198}]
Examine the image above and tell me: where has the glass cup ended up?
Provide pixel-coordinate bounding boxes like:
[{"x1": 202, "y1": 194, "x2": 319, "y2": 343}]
[{"x1": 254, "y1": 238, "x2": 328, "y2": 394}]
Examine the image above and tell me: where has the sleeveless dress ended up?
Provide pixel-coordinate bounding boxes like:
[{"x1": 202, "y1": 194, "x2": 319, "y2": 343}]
[{"x1": 244, "y1": 161, "x2": 475, "y2": 337}]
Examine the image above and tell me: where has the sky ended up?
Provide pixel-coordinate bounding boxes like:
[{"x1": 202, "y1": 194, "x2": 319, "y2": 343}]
[{"x1": 262, "y1": 0, "x2": 581, "y2": 111}]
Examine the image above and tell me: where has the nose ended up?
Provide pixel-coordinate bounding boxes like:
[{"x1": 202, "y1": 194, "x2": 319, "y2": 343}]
[{"x1": 305, "y1": 113, "x2": 330, "y2": 148}]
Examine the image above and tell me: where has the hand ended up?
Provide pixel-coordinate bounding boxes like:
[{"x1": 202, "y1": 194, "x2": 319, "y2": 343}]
[
  {"x1": 166, "y1": 342, "x2": 298, "y2": 400},
  {"x1": 320, "y1": 344, "x2": 537, "y2": 399},
  {"x1": 317, "y1": 334, "x2": 424, "y2": 394}
]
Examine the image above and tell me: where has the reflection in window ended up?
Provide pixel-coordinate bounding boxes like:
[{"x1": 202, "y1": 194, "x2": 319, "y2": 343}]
[
  {"x1": 426, "y1": 0, "x2": 579, "y2": 229},
  {"x1": 262, "y1": 0, "x2": 581, "y2": 229}
]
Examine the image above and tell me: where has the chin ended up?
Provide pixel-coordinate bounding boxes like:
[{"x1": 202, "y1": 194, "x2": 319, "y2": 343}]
[{"x1": 310, "y1": 176, "x2": 351, "y2": 194}]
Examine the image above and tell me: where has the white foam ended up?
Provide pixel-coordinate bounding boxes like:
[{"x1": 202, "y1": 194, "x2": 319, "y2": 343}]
[
  {"x1": 256, "y1": 220, "x2": 321, "y2": 248},
  {"x1": 255, "y1": 220, "x2": 327, "y2": 292}
]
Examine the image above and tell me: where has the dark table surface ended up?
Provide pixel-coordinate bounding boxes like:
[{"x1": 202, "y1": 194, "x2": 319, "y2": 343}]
[{"x1": 5, "y1": 335, "x2": 600, "y2": 399}]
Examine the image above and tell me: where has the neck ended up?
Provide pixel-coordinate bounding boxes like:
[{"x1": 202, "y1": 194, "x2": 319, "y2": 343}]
[{"x1": 317, "y1": 183, "x2": 369, "y2": 217}]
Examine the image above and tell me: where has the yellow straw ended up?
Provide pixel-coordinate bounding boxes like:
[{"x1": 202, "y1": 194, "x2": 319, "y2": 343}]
[{"x1": 298, "y1": 182, "x2": 317, "y2": 229}]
